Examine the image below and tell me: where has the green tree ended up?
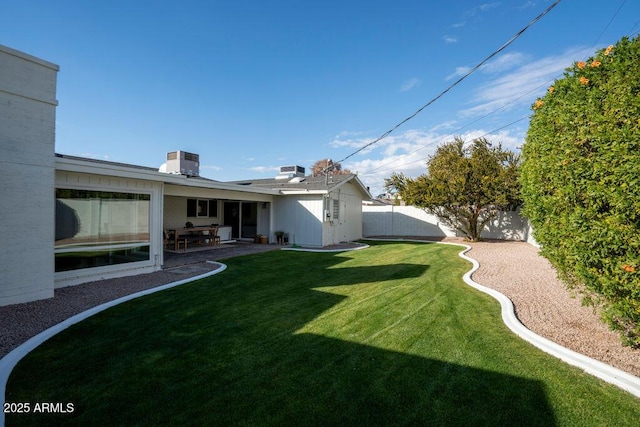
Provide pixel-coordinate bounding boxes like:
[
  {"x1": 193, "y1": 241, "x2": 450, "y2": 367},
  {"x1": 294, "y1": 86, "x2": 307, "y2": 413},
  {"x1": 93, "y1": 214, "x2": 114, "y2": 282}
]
[
  {"x1": 520, "y1": 36, "x2": 640, "y2": 346},
  {"x1": 386, "y1": 137, "x2": 520, "y2": 241}
]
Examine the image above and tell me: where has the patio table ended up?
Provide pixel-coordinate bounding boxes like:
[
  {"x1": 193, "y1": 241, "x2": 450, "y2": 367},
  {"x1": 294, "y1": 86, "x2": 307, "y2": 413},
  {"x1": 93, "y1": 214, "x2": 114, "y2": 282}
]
[{"x1": 168, "y1": 227, "x2": 217, "y2": 250}]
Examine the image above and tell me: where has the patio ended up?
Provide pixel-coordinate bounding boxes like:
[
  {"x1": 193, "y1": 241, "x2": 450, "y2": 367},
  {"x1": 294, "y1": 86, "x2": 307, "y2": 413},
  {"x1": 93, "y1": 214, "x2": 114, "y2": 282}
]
[{"x1": 163, "y1": 240, "x2": 281, "y2": 268}]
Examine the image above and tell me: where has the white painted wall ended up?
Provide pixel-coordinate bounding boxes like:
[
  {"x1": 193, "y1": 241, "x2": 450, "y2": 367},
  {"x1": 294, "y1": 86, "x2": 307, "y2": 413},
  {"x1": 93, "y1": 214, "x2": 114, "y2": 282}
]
[
  {"x1": 163, "y1": 195, "x2": 222, "y2": 229},
  {"x1": 363, "y1": 205, "x2": 534, "y2": 242},
  {"x1": 272, "y1": 195, "x2": 323, "y2": 247},
  {"x1": 0, "y1": 45, "x2": 59, "y2": 306},
  {"x1": 324, "y1": 182, "x2": 365, "y2": 246}
]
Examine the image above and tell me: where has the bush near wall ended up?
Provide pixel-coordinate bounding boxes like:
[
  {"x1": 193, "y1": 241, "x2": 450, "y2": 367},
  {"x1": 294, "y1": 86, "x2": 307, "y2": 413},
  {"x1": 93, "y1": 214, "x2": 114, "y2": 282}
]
[{"x1": 521, "y1": 36, "x2": 640, "y2": 346}]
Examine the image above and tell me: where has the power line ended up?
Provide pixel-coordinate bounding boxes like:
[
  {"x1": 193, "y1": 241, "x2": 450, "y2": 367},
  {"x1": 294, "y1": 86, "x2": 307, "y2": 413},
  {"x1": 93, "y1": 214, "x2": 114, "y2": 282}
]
[
  {"x1": 592, "y1": 0, "x2": 628, "y2": 46},
  {"x1": 333, "y1": 0, "x2": 562, "y2": 167},
  {"x1": 357, "y1": 78, "x2": 553, "y2": 177},
  {"x1": 357, "y1": 0, "x2": 633, "y2": 181},
  {"x1": 358, "y1": 115, "x2": 530, "y2": 179}
]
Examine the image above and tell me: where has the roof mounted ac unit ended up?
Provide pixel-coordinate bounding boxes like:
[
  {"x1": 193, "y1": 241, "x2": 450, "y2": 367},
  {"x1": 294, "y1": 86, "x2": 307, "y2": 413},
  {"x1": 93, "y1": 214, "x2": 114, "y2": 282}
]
[
  {"x1": 276, "y1": 165, "x2": 305, "y2": 179},
  {"x1": 165, "y1": 151, "x2": 200, "y2": 177}
]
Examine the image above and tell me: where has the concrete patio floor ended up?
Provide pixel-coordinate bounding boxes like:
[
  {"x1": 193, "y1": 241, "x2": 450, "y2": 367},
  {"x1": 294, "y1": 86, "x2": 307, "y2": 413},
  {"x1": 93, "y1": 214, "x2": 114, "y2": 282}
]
[{"x1": 163, "y1": 241, "x2": 281, "y2": 268}]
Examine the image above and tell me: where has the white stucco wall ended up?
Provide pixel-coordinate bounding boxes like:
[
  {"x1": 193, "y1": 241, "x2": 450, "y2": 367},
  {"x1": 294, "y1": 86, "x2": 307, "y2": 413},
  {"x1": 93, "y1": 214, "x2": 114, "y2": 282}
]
[
  {"x1": 363, "y1": 205, "x2": 533, "y2": 242},
  {"x1": 270, "y1": 180, "x2": 367, "y2": 248},
  {"x1": 163, "y1": 195, "x2": 222, "y2": 229},
  {"x1": 324, "y1": 182, "x2": 364, "y2": 246},
  {"x1": 272, "y1": 195, "x2": 324, "y2": 247},
  {"x1": 0, "y1": 45, "x2": 59, "y2": 306}
]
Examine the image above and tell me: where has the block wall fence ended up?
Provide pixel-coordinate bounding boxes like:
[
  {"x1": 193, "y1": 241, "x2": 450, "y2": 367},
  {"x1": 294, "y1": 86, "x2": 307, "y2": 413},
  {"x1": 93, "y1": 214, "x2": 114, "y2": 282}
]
[{"x1": 362, "y1": 205, "x2": 538, "y2": 246}]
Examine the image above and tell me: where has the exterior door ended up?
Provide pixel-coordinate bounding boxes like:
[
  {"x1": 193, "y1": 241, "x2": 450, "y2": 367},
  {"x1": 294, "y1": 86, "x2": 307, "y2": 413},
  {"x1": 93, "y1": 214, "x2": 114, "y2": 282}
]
[
  {"x1": 224, "y1": 202, "x2": 240, "y2": 238},
  {"x1": 241, "y1": 202, "x2": 258, "y2": 239}
]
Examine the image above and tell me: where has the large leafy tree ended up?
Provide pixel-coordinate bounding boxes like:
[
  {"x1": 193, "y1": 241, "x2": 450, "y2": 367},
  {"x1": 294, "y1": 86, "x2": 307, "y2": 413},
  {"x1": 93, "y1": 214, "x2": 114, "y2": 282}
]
[
  {"x1": 521, "y1": 36, "x2": 640, "y2": 346},
  {"x1": 311, "y1": 159, "x2": 351, "y2": 176},
  {"x1": 386, "y1": 137, "x2": 520, "y2": 241}
]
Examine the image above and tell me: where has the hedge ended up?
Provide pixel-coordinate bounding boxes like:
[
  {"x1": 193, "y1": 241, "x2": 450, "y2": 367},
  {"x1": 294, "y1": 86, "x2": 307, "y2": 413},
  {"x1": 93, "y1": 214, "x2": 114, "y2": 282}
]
[{"x1": 521, "y1": 36, "x2": 640, "y2": 346}]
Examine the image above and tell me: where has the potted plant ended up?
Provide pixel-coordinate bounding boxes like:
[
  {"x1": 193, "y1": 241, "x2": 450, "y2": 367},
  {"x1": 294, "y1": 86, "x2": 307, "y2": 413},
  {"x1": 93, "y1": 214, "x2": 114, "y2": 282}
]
[{"x1": 274, "y1": 231, "x2": 285, "y2": 245}]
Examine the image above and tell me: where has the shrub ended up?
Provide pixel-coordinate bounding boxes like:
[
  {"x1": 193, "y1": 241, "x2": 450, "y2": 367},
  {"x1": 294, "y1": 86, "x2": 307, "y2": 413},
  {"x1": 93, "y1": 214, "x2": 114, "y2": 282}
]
[{"x1": 521, "y1": 36, "x2": 640, "y2": 346}]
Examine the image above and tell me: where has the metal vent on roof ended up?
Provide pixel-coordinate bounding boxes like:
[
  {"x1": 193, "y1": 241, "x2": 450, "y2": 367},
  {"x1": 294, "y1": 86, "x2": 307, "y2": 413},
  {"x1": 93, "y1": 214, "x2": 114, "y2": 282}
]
[
  {"x1": 276, "y1": 165, "x2": 305, "y2": 179},
  {"x1": 164, "y1": 150, "x2": 200, "y2": 176}
]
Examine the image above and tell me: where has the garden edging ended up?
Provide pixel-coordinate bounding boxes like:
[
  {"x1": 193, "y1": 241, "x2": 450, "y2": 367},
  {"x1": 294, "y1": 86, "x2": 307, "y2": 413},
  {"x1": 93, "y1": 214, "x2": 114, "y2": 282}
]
[
  {"x1": 0, "y1": 261, "x2": 227, "y2": 426},
  {"x1": 364, "y1": 238, "x2": 640, "y2": 398}
]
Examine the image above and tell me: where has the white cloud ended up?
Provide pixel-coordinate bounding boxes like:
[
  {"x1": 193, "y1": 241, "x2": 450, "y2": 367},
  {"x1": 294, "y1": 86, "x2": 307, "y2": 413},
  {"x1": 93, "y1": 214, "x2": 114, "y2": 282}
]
[
  {"x1": 201, "y1": 164, "x2": 223, "y2": 172},
  {"x1": 247, "y1": 165, "x2": 278, "y2": 174},
  {"x1": 460, "y1": 46, "x2": 592, "y2": 117},
  {"x1": 479, "y1": 2, "x2": 501, "y2": 12},
  {"x1": 481, "y1": 52, "x2": 527, "y2": 73},
  {"x1": 443, "y1": 35, "x2": 458, "y2": 44},
  {"x1": 334, "y1": 130, "x2": 366, "y2": 139},
  {"x1": 463, "y1": 2, "x2": 501, "y2": 20},
  {"x1": 339, "y1": 126, "x2": 525, "y2": 197},
  {"x1": 400, "y1": 77, "x2": 421, "y2": 92},
  {"x1": 330, "y1": 134, "x2": 376, "y2": 152},
  {"x1": 446, "y1": 65, "x2": 472, "y2": 81},
  {"x1": 429, "y1": 120, "x2": 458, "y2": 132}
]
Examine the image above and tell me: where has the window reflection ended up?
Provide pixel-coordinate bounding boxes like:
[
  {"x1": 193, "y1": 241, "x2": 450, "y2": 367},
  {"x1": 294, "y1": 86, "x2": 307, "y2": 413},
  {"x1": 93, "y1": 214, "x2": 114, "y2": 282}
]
[{"x1": 55, "y1": 189, "x2": 151, "y2": 272}]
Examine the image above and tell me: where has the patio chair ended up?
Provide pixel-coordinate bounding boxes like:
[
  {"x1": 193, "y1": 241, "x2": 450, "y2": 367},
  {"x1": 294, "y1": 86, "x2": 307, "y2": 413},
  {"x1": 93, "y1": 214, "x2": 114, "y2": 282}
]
[
  {"x1": 208, "y1": 227, "x2": 221, "y2": 246},
  {"x1": 164, "y1": 229, "x2": 187, "y2": 251}
]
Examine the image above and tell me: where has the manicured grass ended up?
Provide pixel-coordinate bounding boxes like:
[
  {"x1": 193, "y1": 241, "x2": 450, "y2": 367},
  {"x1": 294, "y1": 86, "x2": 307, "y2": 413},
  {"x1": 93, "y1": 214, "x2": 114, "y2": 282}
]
[{"x1": 6, "y1": 241, "x2": 640, "y2": 425}]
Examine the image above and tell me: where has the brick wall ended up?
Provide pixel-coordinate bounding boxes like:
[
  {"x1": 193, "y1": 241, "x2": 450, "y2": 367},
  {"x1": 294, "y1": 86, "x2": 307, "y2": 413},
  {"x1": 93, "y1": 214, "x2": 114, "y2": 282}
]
[{"x1": 0, "y1": 45, "x2": 59, "y2": 306}]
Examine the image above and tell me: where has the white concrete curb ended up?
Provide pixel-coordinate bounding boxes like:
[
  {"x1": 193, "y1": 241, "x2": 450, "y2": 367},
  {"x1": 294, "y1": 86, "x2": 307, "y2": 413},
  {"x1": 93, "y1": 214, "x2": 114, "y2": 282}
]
[
  {"x1": 0, "y1": 262, "x2": 226, "y2": 426},
  {"x1": 363, "y1": 238, "x2": 640, "y2": 398}
]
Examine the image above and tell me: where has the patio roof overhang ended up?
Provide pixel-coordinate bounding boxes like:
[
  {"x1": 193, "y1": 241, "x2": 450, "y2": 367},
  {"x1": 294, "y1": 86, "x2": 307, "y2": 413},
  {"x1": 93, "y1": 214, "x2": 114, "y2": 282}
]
[{"x1": 55, "y1": 154, "x2": 281, "y2": 198}]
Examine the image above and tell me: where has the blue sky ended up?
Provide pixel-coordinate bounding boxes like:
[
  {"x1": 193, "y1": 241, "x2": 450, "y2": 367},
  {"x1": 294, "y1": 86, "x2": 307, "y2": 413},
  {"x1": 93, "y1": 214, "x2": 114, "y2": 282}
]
[{"x1": 4, "y1": 0, "x2": 639, "y2": 196}]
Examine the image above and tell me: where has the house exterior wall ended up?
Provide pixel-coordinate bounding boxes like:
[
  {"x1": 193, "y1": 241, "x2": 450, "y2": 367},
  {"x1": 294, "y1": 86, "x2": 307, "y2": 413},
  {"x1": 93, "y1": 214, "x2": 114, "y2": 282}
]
[
  {"x1": 270, "y1": 180, "x2": 367, "y2": 248},
  {"x1": 257, "y1": 202, "x2": 270, "y2": 238},
  {"x1": 163, "y1": 184, "x2": 275, "y2": 235},
  {"x1": 55, "y1": 170, "x2": 164, "y2": 287},
  {"x1": 362, "y1": 205, "x2": 535, "y2": 242},
  {"x1": 272, "y1": 196, "x2": 323, "y2": 247},
  {"x1": 164, "y1": 195, "x2": 222, "y2": 229},
  {"x1": 0, "y1": 45, "x2": 59, "y2": 306},
  {"x1": 324, "y1": 181, "x2": 364, "y2": 246}
]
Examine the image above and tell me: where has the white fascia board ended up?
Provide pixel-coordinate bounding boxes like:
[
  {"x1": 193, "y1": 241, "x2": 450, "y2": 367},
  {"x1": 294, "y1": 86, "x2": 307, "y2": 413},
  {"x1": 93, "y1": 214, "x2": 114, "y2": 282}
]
[
  {"x1": 169, "y1": 180, "x2": 279, "y2": 195},
  {"x1": 55, "y1": 156, "x2": 280, "y2": 196},
  {"x1": 279, "y1": 190, "x2": 328, "y2": 195},
  {"x1": 56, "y1": 156, "x2": 185, "y2": 182}
]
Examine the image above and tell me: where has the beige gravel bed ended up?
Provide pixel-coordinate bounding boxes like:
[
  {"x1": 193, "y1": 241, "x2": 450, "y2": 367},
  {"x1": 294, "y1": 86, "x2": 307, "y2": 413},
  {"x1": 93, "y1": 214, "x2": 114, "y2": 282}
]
[{"x1": 466, "y1": 240, "x2": 640, "y2": 378}]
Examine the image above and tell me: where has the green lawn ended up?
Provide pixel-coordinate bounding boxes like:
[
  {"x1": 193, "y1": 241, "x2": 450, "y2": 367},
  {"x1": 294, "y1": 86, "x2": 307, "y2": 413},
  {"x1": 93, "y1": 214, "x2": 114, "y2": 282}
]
[{"x1": 6, "y1": 241, "x2": 640, "y2": 425}]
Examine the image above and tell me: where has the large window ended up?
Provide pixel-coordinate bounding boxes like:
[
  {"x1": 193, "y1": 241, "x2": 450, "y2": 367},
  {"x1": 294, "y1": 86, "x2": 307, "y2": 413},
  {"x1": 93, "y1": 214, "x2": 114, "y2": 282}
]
[{"x1": 55, "y1": 189, "x2": 151, "y2": 272}]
